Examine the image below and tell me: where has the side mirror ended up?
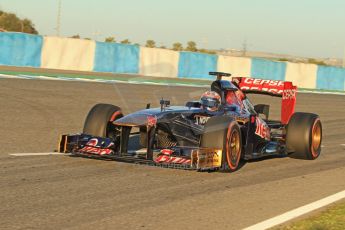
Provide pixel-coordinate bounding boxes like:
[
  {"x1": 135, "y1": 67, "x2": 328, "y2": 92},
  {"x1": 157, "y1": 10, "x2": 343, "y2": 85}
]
[
  {"x1": 160, "y1": 99, "x2": 170, "y2": 107},
  {"x1": 160, "y1": 99, "x2": 170, "y2": 111},
  {"x1": 254, "y1": 104, "x2": 270, "y2": 120}
]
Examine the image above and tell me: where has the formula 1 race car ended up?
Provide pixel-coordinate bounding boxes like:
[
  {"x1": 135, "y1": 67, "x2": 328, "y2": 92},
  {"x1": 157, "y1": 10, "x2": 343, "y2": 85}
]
[{"x1": 58, "y1": 72, "x2": 322, "y2": 172}]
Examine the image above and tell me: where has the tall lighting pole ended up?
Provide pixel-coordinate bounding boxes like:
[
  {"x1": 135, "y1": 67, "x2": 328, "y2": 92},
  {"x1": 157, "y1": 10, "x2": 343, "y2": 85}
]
[{"x1": 56, "y1": 0, "x2": 62, "y2": 36}]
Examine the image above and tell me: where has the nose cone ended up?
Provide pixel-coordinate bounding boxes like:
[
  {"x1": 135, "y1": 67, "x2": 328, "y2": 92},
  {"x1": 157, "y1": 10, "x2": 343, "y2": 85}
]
[{"x1": 113, "y1": 109, "x2": 159, "y2": 126}]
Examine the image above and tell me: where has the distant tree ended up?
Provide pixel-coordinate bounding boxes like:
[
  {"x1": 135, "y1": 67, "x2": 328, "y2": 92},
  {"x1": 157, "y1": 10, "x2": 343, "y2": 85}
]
[
  {"x1": 105, "y1": 36, "x2": 116, "y2": 43},
  {"x1": 70, "y1": 34, "x2": 80, "y2": 39},
  {"x1": 185, "y1": 41, "x2": 197, "y2": 52},
  {"x1": 145, "y1": 40, "x2": 156, "y2": 48},
  {"x1": 198, "y1": 48, "x2": 216, "y2": 55},
  {"x1": 198, "y1": 49, "x2": 207, "y2": 53},
  {"x1": 0, "y1": 13, "x2": 19, "y2": 31},
  {"x1": 207, "y1": 50, "x2": 216, "y2": 55},
  {"x1": 134, "y1": 43, "x2": 140, "y2": 46},
  {"x1": 278, "y1": 58, "x2": 289, "y2": 62},
  {"x1": 159, "y1": 45, "x2": 167, "y2": 49},
  {"x1": 21, "y1": 18, "x2": 38, "y2": 34},
  {"x1": 120, "y1": 39, "x2": 131, "y2": 44},
  {"x1": 172, "y1": 42, "x2": 183, "y2": 51},
  {"x1": 84, "y1": 38, "x2": 91, "y2": 40},
  {"x1": 0, "y1": 11, "x2": 38, "y2": 34},
  {"x1": 307, "y1": 58, "x2": 327, "y2": 66}
]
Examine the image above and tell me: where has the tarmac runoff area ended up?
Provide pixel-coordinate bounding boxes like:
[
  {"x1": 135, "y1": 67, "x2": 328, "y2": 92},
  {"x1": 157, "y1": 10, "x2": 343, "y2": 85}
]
[{"x1": 1, "y1": 76, "x2": 345, "y2": 229}]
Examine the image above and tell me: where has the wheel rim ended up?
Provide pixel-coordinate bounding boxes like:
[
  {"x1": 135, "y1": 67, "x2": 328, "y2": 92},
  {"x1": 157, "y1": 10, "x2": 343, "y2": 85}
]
[
  {"x1": 226, "y1": 128, "x2": 241, "y2": 170},
  {"x1": 311, "y1": 118, "x2": 321, "y2": 158}
]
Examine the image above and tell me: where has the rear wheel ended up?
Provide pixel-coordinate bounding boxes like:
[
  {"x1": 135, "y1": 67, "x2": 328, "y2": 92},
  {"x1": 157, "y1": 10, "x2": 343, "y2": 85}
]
[
  {"x1": 83, "y1": 103, "x2": 123, "y2": 138},
  {"x1": 201, "y1": 117, "x2": 242, "y2": 172},
  {"x1": 286, "y1": 112, "x2": 322, "y2": 160}
]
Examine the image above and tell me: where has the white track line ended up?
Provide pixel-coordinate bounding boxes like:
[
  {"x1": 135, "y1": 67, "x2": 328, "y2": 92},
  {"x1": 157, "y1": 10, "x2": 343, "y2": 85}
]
[
  {"x1": 0, "y1": 73, "x2": 209, "y2": 88},
  {"x1": 9, "y1": 152, "x2": 64, "y2": 156},
  {"x1": 243, "y1": 190, "x2": 345, "y2": 230}
]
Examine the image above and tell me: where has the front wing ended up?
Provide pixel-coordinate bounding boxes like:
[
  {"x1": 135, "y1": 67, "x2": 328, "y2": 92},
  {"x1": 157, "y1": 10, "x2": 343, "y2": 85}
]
[{"x1": 58, "y1": 134, "x2": 222, "y2": 171}]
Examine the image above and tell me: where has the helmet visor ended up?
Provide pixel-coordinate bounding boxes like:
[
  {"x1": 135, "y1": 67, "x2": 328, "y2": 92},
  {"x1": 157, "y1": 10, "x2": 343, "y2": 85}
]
[{"x1": 201, "y1": 97, "x2": 219, "y2": 109}]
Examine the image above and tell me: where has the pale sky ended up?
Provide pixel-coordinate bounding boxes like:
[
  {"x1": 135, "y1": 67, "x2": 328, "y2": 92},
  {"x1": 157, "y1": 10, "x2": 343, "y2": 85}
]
[{"x1": 1, "y1": 0, "x2": 345, "y2": 59}]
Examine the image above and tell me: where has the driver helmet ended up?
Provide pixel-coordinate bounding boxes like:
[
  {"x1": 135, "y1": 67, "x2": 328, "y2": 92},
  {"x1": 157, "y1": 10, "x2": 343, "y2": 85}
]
[{"x1": 200, "y1": 91, "x2": 221, "y2": 112}]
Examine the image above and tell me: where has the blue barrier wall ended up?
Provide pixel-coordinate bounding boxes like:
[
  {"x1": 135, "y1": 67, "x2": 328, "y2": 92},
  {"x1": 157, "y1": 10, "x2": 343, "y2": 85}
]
[
  {"x1": 0, "y1": 32, "x2": 42, "y2": 67},
  {"x1": 316, "y1": 66, "x2": 345, "y2": 91},
  {"x1": 178, "y1": 52, "x2": 217, "y2": 80},
  {"x1": 251, "y1": 58, "x2": 286, "y2": 81},
  {"x1": 93, "y1": 42, "x2": 139, "y2": 73},
  {"x1": 2, "y1": 32, "x2": 345, "y2": 92}
]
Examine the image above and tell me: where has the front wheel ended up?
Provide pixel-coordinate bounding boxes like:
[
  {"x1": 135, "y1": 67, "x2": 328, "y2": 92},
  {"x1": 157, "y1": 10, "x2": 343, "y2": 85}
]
[
  {"x1": 83, "y1": 103, "x2": 123, "y2": 138},
  {"x1": 224, "y1": 121, "x2": 242, "y2": 171},
  {"x1": 201, "y1": 117, "x2": 242, "y2": 172}
]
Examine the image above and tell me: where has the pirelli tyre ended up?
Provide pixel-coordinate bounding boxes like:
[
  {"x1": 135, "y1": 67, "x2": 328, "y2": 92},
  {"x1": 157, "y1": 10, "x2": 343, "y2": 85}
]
[
  {"x1": 286, "y1": 112, "x2": 322, "y2": 160},
  {"x1": 201, "y1": 116, "x2": 242, "y2": 172},
  {"x1": 83, "y1": 104, "x2": 123, "y2": 138}
]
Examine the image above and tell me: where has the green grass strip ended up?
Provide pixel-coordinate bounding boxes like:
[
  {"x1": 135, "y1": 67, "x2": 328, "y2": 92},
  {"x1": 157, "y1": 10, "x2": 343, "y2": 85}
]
[{"x1": 276, "y1": 201, "x2": 345, "y2": 230}]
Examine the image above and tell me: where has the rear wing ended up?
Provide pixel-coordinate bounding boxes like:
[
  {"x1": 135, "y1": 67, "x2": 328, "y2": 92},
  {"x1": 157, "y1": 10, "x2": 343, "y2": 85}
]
[{"x1": 232, "y1": 77, "x2": 297, "y2": 124}]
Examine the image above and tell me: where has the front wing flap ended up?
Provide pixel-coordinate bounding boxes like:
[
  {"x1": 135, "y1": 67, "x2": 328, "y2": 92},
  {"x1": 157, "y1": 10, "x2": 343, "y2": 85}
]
[{"x1": 58, "y1": 134, "x2": 115, "y2": 155}]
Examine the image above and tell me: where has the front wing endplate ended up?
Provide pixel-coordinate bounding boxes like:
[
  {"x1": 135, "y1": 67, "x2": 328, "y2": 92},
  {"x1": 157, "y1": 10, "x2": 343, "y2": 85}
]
[{"x1": 191, "y1": 148, "x2": 222, "y2": 170}]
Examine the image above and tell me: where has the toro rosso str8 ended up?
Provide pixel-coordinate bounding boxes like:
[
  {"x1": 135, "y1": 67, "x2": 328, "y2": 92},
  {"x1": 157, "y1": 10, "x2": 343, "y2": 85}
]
[{"x1": 58, "y1": 72, "x2": 322, "y2": 172}]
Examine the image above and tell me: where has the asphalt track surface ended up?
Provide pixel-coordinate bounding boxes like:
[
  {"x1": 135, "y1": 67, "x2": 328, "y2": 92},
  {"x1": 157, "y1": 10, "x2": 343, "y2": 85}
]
[{"x1": 1, "y1": 78, "x2": 345, "y2": 230}]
